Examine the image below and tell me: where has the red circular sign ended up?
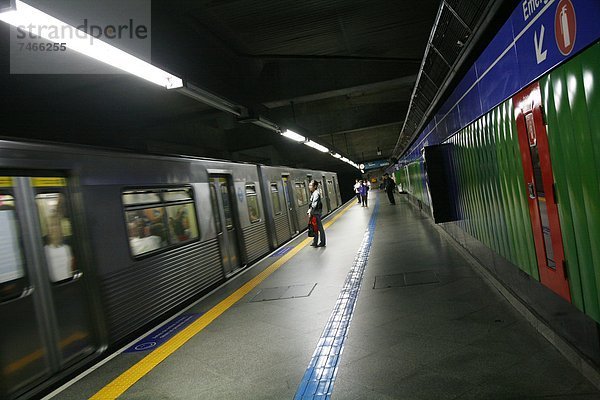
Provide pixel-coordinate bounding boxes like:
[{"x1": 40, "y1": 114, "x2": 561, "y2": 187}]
[{"x1": 554, "y1": 0, "x2": 577, "y2": 56}]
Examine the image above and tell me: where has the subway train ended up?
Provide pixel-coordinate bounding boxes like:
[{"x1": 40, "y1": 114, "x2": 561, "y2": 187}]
[{"x1": 0, "y1": 139, "x2": 343, "y2": 399}]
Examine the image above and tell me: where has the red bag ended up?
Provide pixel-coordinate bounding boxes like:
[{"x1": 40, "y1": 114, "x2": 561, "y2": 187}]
[{"x1": 308, "y1": 215, "x2": 318, "y2": 237}]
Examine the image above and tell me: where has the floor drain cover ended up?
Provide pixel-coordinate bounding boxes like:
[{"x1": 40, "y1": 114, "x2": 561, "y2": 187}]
[
  {"x1": 374, "y1": 270, "x2": 439, "y2": 289},
  {"x1": 250, "y1": 283, "x2": 317, "y2": 302}
]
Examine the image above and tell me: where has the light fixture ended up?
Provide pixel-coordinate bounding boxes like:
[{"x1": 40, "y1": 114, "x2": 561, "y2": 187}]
[
  {"x1": 304, "y1": 140, "x2": 329, "y2": 153},
  {"x1": 331, "y1": 154, "x2": 361, "y2": 167},
  {"x1": 179, "y1": 82, "x2": 245, "y2": 116},
  {"x1": 281, "y1": 129, "x2": 306, "y2": 142},
  {"x1": 0, "y1": 0, "x2": 183, "y2": 89}
]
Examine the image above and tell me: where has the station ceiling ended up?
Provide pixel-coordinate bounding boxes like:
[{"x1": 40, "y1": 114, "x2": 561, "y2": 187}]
[{"x1": 0, "y1": 0, "x2": 516, "y2": 173}]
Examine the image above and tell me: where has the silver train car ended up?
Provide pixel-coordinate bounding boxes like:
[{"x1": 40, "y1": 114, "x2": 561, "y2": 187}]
[
  {"x1": 0, "y1": 139, "x2": 343, "y2": 399},
  {"x1": 259, "y1": 166, "x2": 342, "y2": 248}
]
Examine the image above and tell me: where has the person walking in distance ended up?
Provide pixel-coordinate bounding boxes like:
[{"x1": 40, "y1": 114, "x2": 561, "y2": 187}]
[
  {"x1": 307, "y1": 180, "x2": 326, "y2": 247},
  {"x1": 383, "y1": 173, "x2": 396, "y2": 205},
  {"x1": 354, "y1": 179, "x2": 361, "y2": 204},
  {"x1": 358, "y1": 180, "x2": 369, "y2": 207}
]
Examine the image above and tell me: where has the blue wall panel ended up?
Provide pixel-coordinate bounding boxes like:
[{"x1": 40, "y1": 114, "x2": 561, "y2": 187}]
[
  {"x1": 478, "y1": 46, "x2": 521, "y2": 111},
  {"x1": 475, "y1": 20, "x2": 515, "y2": 75},
  {"x1": 459, "y1": 82, "x2": 483, "y2": 127}
]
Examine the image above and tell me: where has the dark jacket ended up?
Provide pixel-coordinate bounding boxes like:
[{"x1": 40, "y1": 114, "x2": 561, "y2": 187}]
[
  {"x1": 385, "y1": 177, "x2": 395, "y2": 193},
  {"x1": 358, "y1": 184, "x2": 369, "y2": 196}
]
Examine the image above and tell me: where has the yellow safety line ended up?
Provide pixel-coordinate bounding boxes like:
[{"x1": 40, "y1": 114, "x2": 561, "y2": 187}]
[{"x1": 90, "y1": 200, "x2": 357, "y2": 400}]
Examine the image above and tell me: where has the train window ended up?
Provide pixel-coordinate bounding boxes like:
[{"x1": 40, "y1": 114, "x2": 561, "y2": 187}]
[
  {"x1": 125, "y1": 208, "x2": 167, "y2": 256},
  {"x1": 162, "y1": 188, "x2": 193, "y2": 202},
  {"x1": 122, "y1": 191, "x2": 161, "y2": 206},
  {"x1": 0, "y1": 194, "x2": 27, "y2": 291},
  {"x1": 36, "y1": 193, "x2": 77, "y2": 283},
  {"x1": 209, "y1": 184, "x2": 222, "y2": 233},
  {"x1": 166, "y1": 203, "x2": 199, "y2": 243},
  {"x1": 122, "y1": 187, "x2": 199, "y2": 258},
  {"x1": 295, "y1": 182, "x2": 308, "y2": 206},
  {"x1": 220, "y1": 182, "x2": 233, "y2": 229},
  {"x1": 270, "y1": 183, "x2": 282, "y2": 215},
  {"x1": 246, "y1": 184, "x2": 261, "y2": 223}
]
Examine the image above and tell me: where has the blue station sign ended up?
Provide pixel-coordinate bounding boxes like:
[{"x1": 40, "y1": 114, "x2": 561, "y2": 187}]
[
  {"x1": 402, "y1": 0, "x2": 600, "y2": 162},
  {"x1": 361, "y1": 160, "x2": 390, "y2": 170},
  {"x1": 511, "y1": 0, "x2": 599, "y2": 90}
]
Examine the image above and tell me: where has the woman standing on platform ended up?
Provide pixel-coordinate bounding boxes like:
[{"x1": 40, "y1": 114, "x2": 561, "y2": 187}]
[
  {"x1": 307, "y1": 180, "x2": 326, "y2": 247},
  {"x1": 359, "y1": 180, "x2": 369, "y2": 208}
]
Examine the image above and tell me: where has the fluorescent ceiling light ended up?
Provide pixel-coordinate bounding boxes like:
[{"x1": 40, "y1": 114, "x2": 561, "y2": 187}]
[
  {"x1": 331, "y1": 153, "x2": 342, "y2": 159},
  {"x1": 281, "y1": 129, "x2": 306, "y2": 142},
  {"x1": 0, "y1": 0, "x2": 183, "y2": 89},
  {"x1": 304, "y1": 140, "x2": 329, "y2": 153}
]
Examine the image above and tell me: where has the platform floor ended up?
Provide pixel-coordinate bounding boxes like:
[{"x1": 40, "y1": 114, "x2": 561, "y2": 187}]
[{"x1": 53, "y1": 192, "x2": 600, "y2": 400}]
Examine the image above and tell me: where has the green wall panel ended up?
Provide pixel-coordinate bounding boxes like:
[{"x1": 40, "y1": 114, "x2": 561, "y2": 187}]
[
  {"x1": 402, "y1": 99, "x2": 539, "y2": 281},
  {"x1": 541, "y1": 43, "x2": 600, "y2": 320},
  {"x1": 399, "y1": 40, "x2": 600, "y2": 323},
  {"x1": 405, "y1": 160, "x2": 429, "y2": 207}
]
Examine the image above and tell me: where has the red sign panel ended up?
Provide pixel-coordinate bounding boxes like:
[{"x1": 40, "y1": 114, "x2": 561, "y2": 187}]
[{"x1": 555, "y1": 0, "x2": 577, "y2": 56}]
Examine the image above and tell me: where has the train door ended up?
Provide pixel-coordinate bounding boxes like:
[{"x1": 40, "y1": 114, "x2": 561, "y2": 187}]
[
  {"x1": 325, "y1": 178, "x2": 336, "y2": 210},
  {"x1": 513, "y1": 83, "x2": 571, "y2": 302},
  {"x1": 209, "y1": 175, "x2": 242, "y2": 276},
  {"x1": 282, "y1": 175, "x2": 298, "y2": 235},
  {"x1": 321, "y1": 176, "x2": 331, "y2": 213},
  {"x1": 332, "y1": 176, "x2": 340, "y2": 206},
  {"x1": 1, "y1": 175, "x2": 95, "y2": 399}
]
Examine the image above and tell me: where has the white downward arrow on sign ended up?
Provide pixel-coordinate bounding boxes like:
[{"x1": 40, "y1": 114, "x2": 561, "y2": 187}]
[{"x1": 534, "y1": 25, "x2": 547, "y2": 64}]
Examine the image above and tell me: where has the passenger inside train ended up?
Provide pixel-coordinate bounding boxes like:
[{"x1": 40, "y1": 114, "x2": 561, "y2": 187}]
[
  {"x1": 128, "y1": 217, "x2": 163, "y2": 256},
  {"x1": 43, "y1": 217, "x2": 74, "y2": 283},
  {"x1": 37, "y1": 193, "x2": 75, "y2": 282}
]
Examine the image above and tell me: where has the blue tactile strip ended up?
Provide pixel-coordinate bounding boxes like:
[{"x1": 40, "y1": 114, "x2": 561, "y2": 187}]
[{"x1": 295, "y1": 198, "x2": 380, "y2": 400}]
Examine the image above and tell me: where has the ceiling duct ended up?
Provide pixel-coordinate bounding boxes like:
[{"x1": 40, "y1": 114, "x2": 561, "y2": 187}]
[{"x1": 392, "y1": 0, "x2": 510, "y2": 159}]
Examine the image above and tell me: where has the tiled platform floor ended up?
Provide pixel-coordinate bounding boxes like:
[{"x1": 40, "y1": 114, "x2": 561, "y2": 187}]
[{"x1": 53, "y1": 192, "x2": 600, "y2": 400}]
